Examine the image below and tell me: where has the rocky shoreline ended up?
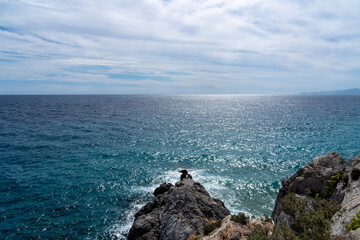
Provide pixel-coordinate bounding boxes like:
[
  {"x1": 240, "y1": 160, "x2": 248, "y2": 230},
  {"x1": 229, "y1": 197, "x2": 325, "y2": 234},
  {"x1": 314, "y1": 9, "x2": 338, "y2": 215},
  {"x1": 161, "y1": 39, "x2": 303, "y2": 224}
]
[
  {"x1": 128, "y1": 152, "x2": 360, "y2": 239},
  {"x1": 128, "y1": 178, "x2": 229, "y2": 240}
]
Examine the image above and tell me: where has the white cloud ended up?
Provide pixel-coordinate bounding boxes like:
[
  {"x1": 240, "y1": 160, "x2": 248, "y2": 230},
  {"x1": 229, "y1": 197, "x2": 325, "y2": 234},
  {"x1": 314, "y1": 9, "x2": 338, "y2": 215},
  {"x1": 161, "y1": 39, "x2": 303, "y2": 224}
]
[{"x1": 0, "y1": 0, "x2": 359, "y2": 93}]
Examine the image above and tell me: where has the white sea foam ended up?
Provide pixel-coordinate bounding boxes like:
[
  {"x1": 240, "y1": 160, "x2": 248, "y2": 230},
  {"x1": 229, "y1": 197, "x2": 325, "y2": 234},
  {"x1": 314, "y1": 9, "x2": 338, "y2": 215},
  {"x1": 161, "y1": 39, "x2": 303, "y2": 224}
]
[{"x1": 103, "y1": 200, "x2": 144, "y2": 239}]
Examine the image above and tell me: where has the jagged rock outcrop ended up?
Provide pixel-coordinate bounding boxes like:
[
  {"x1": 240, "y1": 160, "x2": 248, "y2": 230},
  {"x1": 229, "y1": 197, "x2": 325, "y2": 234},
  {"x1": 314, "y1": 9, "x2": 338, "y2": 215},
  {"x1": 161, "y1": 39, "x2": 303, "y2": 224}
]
[
  {"x1": 128, "y1": 177, "x2": 230, "y2": 240},
  {"x1": 272, "y1": 152, "x2": 360, "y2": 238}
]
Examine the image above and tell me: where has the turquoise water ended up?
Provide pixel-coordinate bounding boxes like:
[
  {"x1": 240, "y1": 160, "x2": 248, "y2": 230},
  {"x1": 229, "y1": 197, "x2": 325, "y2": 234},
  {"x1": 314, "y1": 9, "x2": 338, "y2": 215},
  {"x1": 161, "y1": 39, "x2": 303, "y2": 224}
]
[{"x1": 1, "y1": 95, "x2": 359, "y2": 239}]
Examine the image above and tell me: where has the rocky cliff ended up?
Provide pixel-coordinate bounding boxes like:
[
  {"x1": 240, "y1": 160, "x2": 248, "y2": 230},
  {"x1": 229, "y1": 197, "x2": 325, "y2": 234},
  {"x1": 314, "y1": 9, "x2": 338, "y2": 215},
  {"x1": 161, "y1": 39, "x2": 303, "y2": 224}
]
[
  {"x1": 272, "y1": 152, "x2": 360, "y2": 239},
  {"x1": 330, "y1": 155, "x2": 360, "y2": 239},
  {"x1": 128, "y1": 177, "x2": 230, "y2": 240},
  {"x1": 128, "y1": 153, "x2": 360, "y2": 239}
]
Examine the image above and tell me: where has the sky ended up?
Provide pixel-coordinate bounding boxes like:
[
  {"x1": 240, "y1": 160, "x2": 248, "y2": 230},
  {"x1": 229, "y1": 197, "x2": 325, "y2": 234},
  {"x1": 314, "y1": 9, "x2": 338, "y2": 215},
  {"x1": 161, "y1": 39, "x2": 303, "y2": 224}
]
[{"x1": 0, "y1": 0, "x2": 359, "y2": 94}]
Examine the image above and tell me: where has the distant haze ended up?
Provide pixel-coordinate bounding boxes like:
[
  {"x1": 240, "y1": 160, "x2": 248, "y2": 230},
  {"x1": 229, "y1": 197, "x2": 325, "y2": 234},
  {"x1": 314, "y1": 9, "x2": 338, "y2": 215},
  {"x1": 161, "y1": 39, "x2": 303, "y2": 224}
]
[
  {"x1": 301, "y1": 88, "x2": 360, "y2": 95},
  {"x1": 0, "y1": 0, "x2": 359, "y2": 94}
]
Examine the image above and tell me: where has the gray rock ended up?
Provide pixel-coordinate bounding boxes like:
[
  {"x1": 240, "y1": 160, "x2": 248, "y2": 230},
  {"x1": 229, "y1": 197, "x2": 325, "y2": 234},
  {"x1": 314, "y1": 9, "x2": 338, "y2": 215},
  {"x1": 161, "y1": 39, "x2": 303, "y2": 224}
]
[
  {"x1": 128, "y1": 178, "x2": 230, "y2": 240},
  {"x1": 243, "y1": 230, "x2": 252, "y2": 236},
  {"x1": 331, "y1": 156, "x2": 360, "y2": 237},
  {"x1": 229, "y1": 231, "x2": 241, "y2": 240},
  {"x1": 154, "y1": 183, "x2": 173, "y2": 196},
  {"x1": 348, "y1": 228, "x2": 360, "y2": 239}
]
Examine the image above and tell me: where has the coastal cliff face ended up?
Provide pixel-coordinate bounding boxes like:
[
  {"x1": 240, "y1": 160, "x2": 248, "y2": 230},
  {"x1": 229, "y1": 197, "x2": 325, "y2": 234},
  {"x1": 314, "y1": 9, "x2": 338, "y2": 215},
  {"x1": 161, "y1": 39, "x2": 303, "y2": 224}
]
[
  {"x1": 128, "y1": 153, "x2": 360, "y2": 240},
  {"x1": 272, "y1": 152, "x2": 345, "y2": 227},
  {"x1": 272, "y1": 152, "x2": 360, "y2": 239},
  {"x1": 331, "y1": 155, "x2": 360, "y2": 238},
  {"x1": 128, "y1": 178, "x2": 230, "y2": 240}
]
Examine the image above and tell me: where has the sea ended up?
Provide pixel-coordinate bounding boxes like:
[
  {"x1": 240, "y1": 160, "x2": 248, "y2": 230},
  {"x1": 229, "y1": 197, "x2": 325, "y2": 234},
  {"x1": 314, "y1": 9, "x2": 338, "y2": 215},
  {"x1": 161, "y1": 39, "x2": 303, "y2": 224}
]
[{"x1": 1, "y1": 95, "x2": 359, "y2": 239}]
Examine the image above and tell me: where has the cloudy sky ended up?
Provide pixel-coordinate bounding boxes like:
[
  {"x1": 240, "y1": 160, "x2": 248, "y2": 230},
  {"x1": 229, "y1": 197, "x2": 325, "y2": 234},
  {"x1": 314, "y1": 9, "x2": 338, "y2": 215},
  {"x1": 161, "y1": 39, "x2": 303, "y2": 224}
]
[{"x1": 0, "y1": 0, "x2": 359, "y2": 94}]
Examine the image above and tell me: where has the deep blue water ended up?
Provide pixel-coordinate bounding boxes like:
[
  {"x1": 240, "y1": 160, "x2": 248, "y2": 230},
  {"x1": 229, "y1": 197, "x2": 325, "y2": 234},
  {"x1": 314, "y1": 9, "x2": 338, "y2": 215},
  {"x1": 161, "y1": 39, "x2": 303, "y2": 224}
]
[{"x1": 1, "y1": 95, "x2": 359, "y2": 239}]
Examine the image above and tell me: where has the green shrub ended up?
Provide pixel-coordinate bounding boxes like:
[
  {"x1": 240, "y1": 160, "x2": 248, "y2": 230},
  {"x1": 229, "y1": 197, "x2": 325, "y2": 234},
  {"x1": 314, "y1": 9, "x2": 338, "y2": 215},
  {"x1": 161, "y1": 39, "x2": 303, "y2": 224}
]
[
  {"x1": 300, "y1": 209, "x2": 331, "y2": 239},
  {"x1": 351, "y1": 168, "x2": 360, "y2": 180},
  {"x1": 250, "y1": 193, "x2": 340, "y2": 240},
  {"x1": 345, "y1": 209, "x2": 360, "y2": 231},
  {"x1": 280, "y1": 192, "x2": 306, "y2": 218},
  {"x1": 203, "y1": 220, "x2": 221, "y2": 235},
  {"x1": 246, "y1": 222, "x2": 300, "y2": 240},
  {"x1": 231, "y1": 212, "x2": 249, "y2": 225},
  {"x1": 247, "y1": 223, "x2": 299, "y2": 240},
  {"x1": 279, "y1": 192, "x2": 340, "y2": 240},
  {"x1": 311, "y1": 194, "x2": 341, "y2": 219},
  {"x1": 272, "y1": 222, "x2": 299, "y2": 240},
  {"x1": 325, "y1": 170, "x2": 343, "y2": 196}
]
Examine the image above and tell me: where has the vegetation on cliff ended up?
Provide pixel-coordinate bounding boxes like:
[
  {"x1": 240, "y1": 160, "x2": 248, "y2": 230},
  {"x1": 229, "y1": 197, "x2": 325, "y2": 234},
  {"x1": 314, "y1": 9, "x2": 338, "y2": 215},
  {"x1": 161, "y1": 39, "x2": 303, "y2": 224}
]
[
  {"x1": 231, "y1": 212, "x2": 249, "y2": 225},
  {"x1": 345, "y1": 209, "x2": 360, "y2": 231},
  {"x1": 270, "y1": 153, "x2": 360, "y2": 240},
  {"x1": 243, "y1": 191, "x2": 340, "y2": 239},
  {"x1": 325, "y1": 170, "x2": 344, "y2": 196},
  {"x1": 280, "y1": 192, "x2": 340, "y2": 239},
  {"x1": 204, "y1": 220, "x2": 222, "y2": 235}
]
